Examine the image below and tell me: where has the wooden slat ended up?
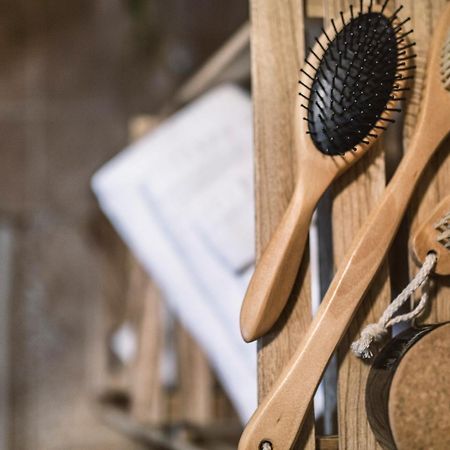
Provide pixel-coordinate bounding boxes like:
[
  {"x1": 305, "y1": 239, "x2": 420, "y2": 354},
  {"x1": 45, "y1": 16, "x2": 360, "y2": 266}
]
[
  {"x1": 127, "y1": 117, "x2": 167, "y2": 424},
  {"x1": 176, "y1": 325, "x2": 215, "y2": 425},
  {"x1": 306, "y1": 0, "x2": 327, "y2": 18},
  {"x1": 317, "y1": 436, "x2": 339, "y2": 450},
  {"x1": 171, "y1": 22, "x2": 250, "y2": 110},
  {"x1": 324, "y1": 1, "x2": 392, "y2": 449},
  {"x1": 127, "y1": 117, "x2": 217, "y2": 427},
  {"x1": 130, "y1": 267, "x2": 167, "y2": 424},
  {"x1": 0, "y1": 222, "x2": 13, "y2": 450},
  {"x1": 401, "y1": 0, "x2": 450, "y2": 324},
  {"x1": 250, "y1": 0, "x2": 315, "y2": 448}
]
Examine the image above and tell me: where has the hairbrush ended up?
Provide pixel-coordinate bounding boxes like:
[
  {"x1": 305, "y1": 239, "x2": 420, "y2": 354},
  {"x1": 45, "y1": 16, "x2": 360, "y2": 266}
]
[
  {"x1": 240, "y1": 0, "x2": 414, "y2": 342},
  {"x1": 239, "y1": 4, "x2": 450, "y2": 450}
]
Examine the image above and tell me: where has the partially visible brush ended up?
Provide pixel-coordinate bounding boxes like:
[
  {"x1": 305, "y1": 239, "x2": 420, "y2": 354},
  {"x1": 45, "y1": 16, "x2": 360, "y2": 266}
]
[{"x1": 412, "y1": 195, "x2": 450, "y2": 276}]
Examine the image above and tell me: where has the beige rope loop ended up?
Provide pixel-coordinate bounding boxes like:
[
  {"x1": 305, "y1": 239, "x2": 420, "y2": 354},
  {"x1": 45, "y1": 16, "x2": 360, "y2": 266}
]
[{"x1": 351, "y1": 252, "x2": 438, "y2": 360}]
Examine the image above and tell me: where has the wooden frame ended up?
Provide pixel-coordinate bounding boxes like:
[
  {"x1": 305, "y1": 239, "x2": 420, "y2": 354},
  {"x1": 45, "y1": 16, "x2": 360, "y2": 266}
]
[{"x1": 250, "y1": 0, "x2": 450, "y2": 449}]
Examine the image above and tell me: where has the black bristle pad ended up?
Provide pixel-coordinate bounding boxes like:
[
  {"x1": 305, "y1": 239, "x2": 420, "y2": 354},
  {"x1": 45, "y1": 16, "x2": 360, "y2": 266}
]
[{"x1": 307, "y1": 12, "x2": 398, "y2": 155}]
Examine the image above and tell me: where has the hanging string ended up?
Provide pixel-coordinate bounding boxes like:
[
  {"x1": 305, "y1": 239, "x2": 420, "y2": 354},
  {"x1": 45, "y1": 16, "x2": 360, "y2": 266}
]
[{"x1": 351, "y1": 251, "x2": 437, "y2": 359}]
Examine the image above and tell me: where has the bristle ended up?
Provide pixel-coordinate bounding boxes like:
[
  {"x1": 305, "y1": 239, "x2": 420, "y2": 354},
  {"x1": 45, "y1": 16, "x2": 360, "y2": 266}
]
[
  {"x1": 381, "y1": 0, "x2": 390, "y2": 13},
  {"x1": 315, "y1": 37, "x2": 327, "y2": 53},
  {"x1": 302, "y1": 4, "x2": 413, "y2": 155},
  {"x1": 378, "y1": 116, "x2": 395, "y2": 123},
  {"x1": 331, "y1": 19, "x2": 339, "y2": 36},
  {"x1": 435, "y1": 211, "x2": 450, "y2": 249},
  {"x1": 397, "y1": 30, "x2": 413, "y2": 40},
  {"x1": 398, "y1": 42, "x2": 416, "y2": 52},
  {"x1": 441, "y1": 31, "x2": 450, "y2": 90},
  {"x1": 309, "y1": 47, "x2": 321, "y2": 61},
  {"x1": 299, "y1": 80, "x2": 312, "y2": 91},
  {"x1": 389, "y1": 5, "x2": 404, "y2": 22},
  {"x1": 300, "y1": 68, "x2": 315, "y2": 81},
  {"x1": 305, "y1": 59, "x2": 317, "y2": 71},
  {"x1": 393, "y1": 17, "x2": 411, "y2": 33},
  {"x1": 322, "y1": 27, "x2": 332, "y2": 44}
]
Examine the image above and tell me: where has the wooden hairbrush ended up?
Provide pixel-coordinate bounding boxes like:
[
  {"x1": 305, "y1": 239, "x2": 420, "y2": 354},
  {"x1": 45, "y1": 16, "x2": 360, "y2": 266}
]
[
  {"x1": 366, "y1": 196, "x2": 450, "y2": 450},
  {"x1": 239, "y1": 3, "x2": 450, "y2": 449},
  {"x1": 240, "y1": 0, "x2": 413, "y2": 342}
]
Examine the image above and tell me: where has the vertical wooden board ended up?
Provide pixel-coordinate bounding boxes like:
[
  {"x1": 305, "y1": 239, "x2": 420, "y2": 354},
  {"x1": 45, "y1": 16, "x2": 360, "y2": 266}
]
[
  {"x1": 400, "y1": 0, "x2": 450, "y2": 324},
  {"x1": 250, "y1": 0, "x2": 316, "y2": 447},
  {"x1": 130, "y1": 269, "x2": 167, "y2": 425},
  {"x1": 0, "y1": 223, "x2": 14, "y2": 450},
  {"x1": 176, "y1": 325, "x2": 215, "y2": 425},
  {"x1": 326, "y1": 1, "x2": 392, "y2": 449},
  {"x1": 333, "y1": 148, "x2": 390, "y2": 450},
  {"x1": 127, "y1": 117, "x2": 167, "y2": 425}
]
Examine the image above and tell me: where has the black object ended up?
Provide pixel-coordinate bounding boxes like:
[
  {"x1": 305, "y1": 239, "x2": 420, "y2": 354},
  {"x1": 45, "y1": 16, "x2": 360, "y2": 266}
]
[{"x1": 301, "y1": 1, "x2": 414, "y2": 155}]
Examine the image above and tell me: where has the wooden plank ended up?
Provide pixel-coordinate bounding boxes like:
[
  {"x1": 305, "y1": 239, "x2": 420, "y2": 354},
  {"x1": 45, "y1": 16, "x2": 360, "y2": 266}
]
[
  {"x1": 130, "y1": 264, "x2": 167, "y2": 424},
  {"x1": 126, "y1": 117, "x2": 167, "y2": 425},
  {"x1": 324, "y1": 1, "x2": 392, "y2": 449},
  {"x1": 127, "y1": 116, "x2": 217, "y2": 428},
  {"x1": 401, "y1": 0, "x2": 450, "y2": 324},
  {"x1": 306, "y1": 0, "x2": 326, "y2": 18},
  {"x1": 0, "y1": 222, "x2": 13, "y2": 450},
  {"x1": 317, "y1": 436, "x2": 339, "y2": 450},
  {"x1": 250, "y1": 0, "x2": 316, "y2": 447},
  {"x1": 171, "y1": 22, "x2": 250, "y2": 110},
  {"x1": 176, "y1": 324, "x2": 215, "y2": 425}
]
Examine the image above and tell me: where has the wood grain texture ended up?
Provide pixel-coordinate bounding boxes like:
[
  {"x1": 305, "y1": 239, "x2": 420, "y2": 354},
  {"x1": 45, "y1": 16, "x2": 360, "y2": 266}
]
[
  {"x1": 130, "y1": 267, "x2": 166, "y2": 424},
  {"x1": 250, "y1": 0, "x2": 315, "y2": 447},
  {"x1": 176, "y1": 325, "x2": 215, "y2": 425},
  {"x1": 127, "y1": 117, "x2": 228, "y2": 428},
  {"x1": 333, "y1": 151, "x2": 389, "y2": 450},
  {"x1": 317, "y1": 436, "x2": 339, "y2": 450},
  {"x1": 127, "y1": 117, "x2": 167, "y2": 425},
  {"x1": 0, "y1": 223, "x2": 13, "y2": 450},
  {"x1": 400, "y1": 0, "x2": 450, "y2": 325},
  {"x1": 328, "y1": 1, "x2": 391, "y2": 449}
]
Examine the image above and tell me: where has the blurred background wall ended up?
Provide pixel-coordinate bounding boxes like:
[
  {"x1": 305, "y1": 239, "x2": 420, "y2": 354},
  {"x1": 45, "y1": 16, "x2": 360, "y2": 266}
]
[{"x1": 0, "y1": 1, "x2": 247, "y2": 449}]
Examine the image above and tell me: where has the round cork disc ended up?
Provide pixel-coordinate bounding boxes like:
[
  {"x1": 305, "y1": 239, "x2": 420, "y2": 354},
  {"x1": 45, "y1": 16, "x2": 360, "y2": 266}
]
[{"x1": 389, "y1": 323, "x2": 450, "y2": 450}]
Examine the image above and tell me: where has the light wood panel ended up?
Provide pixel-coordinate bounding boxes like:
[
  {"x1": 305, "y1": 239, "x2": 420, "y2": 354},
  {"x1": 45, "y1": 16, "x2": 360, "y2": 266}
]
[
  {"x1": 0, "y1": 223, "x2": 13, "y2": 450},
  {"x1": 327, "y1": 1, "x2": 391, "y2": 449},
  {"x1": 250, "y1": 0, "x2": 315, "y2": 447}
]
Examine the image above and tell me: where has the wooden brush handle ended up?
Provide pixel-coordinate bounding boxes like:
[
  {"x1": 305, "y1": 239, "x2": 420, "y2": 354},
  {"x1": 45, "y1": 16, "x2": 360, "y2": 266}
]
[
  {"x1": 239, "y1": 123, "x2": 448, "y2": 449},
  {"x1": 239, "y1": 183, "x2": 320, "y2": 342}
]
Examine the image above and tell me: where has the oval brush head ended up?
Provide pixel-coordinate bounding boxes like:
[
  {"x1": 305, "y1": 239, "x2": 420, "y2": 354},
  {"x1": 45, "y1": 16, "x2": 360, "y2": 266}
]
[{"x1": 301, "y1": 0, "x2": 415, "y2": 155}]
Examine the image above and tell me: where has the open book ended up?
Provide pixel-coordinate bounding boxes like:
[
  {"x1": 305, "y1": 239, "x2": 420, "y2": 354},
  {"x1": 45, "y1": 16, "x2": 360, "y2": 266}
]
[{"x1": 92, "y1": 84, "x2": 257, "y2": 422}]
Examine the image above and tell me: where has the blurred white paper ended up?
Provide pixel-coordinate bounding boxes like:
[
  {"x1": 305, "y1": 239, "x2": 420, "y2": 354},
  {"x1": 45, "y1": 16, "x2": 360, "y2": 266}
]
[{"x1": 92, "y1": 84, "x2": 256, "y2": 422}]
